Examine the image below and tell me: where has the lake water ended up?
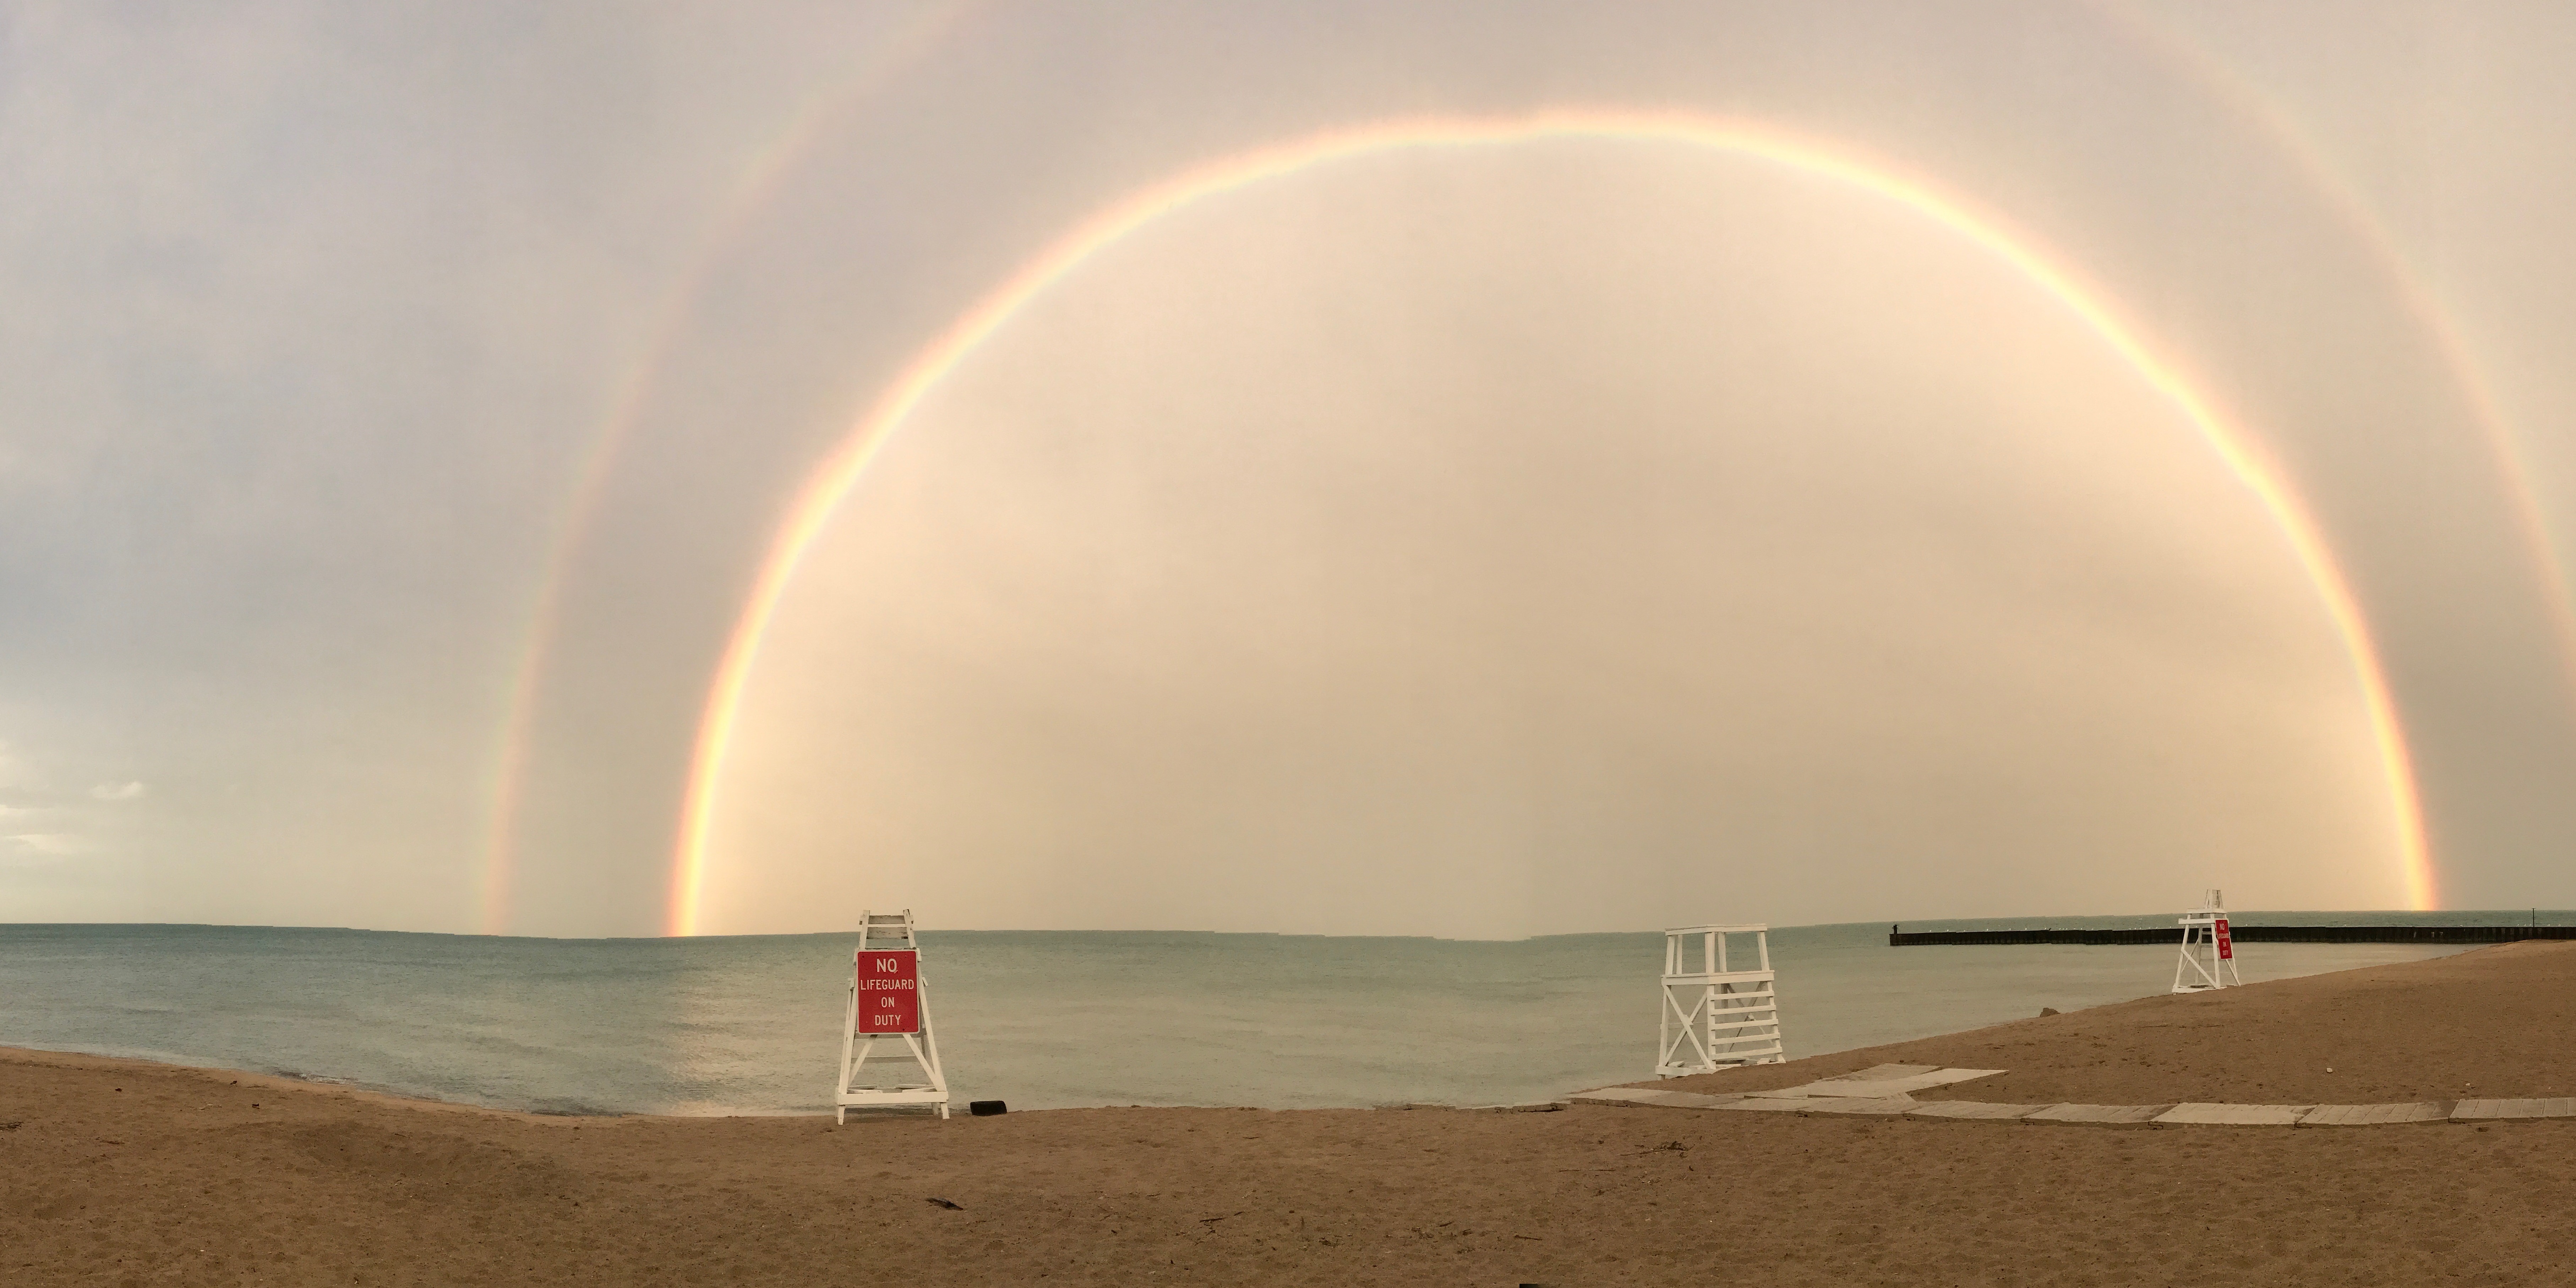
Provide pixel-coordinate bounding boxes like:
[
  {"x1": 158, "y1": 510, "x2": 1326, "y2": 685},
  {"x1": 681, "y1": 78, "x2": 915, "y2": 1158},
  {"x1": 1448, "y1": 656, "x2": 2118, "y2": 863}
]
[{"x1": 1, "y1": 912, "x2": 2553, "y2": 1114}]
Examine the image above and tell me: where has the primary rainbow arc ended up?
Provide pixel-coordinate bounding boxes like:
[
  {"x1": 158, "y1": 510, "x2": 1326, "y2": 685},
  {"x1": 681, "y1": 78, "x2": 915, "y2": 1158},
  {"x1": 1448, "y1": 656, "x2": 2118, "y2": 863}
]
[{"x1": 663, "y1": 108, "x2": 2436, "y2": 936}]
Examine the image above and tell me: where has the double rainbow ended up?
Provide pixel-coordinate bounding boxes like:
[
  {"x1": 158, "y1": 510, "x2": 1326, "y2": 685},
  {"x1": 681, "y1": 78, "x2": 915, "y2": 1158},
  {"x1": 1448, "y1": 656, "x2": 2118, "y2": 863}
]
[{"x1": 658, "y1": 109, "x2": 2435, "y2": 936}]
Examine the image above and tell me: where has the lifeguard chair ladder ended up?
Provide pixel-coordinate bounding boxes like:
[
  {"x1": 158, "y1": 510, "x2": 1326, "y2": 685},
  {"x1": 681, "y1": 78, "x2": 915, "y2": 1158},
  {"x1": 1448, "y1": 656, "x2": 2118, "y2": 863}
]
[
  {"x1": 1658, "y1": 923, "x2": 1785, "y2": 1077},
  {"x1": 2172, "y1": 889, "x2": 2243, "y2": 993},
  {"x1": 833, "y1": 909, "x2": 951, "y2": 1121}
]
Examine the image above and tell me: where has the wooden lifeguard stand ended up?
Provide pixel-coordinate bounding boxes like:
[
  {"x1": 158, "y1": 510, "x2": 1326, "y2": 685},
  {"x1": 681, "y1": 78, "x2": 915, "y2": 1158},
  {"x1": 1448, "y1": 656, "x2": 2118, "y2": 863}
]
[
  {"x1": 1658, "y1": 923, "x2": 1785, "y2": 1077},
  {"x1": 833, "y1": 909, "x2": 951, "y2": 1121},
  {"x1": 2172, "y1": 889, "x2": 2242, "y2": 993}
]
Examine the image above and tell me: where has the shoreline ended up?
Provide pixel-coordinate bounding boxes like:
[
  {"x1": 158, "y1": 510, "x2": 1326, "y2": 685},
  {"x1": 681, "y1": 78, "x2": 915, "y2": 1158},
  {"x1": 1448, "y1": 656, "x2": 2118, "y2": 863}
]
[
  {"x1": 12, "y1": 940, "x2": 2575, "y2": 1121},
  {"x1": 0, "y1": 1043, "x2": 613, "y2": 1127},
  {"x1": 8, "y1": 939, "x2": 2575, "y2": 1284},
  {"x1": 0, "y1": 920, "x2": 2500, "y2": 1115}
]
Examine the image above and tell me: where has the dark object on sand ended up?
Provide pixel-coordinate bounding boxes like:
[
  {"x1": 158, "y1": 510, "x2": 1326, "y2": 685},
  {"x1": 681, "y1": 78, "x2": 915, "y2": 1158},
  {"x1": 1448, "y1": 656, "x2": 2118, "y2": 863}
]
[
  {"x1": 969, "y1": 1100, "x2": 1007, "y2": 1116},
  {"x1": 925, "y1": 1197, "x2": 964, "y2": 1210},
  {"x1": 2038, "y1": 1007, "x2": 2061, "y2": 1017}
]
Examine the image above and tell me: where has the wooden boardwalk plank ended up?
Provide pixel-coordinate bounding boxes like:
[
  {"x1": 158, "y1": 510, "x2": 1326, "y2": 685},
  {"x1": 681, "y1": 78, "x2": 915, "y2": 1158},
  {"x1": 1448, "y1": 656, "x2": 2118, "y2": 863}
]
[
  {"x1": 1651, "y1": 1091, "x2": 1740, "y2": 1109},
  {"x1": 2154, "y1": 1103, "x2": 2311, "y2": 1126},
  {"x1": 1917, "y1": 1068, "x2": 2010, "y2": 1087},
  {"x1": 2024, "y1": 1103, "x2": 2175, "y2": 1127},
  {"x1": 1904, "y1": 1101, "x2": 2047, "y2": 1121},
  {"x1": 1798, "y1": 1097, "x2": 1917, "y2": 1116},
  {"x1": 1754, "y1": 1068, "x2": 2008, "y2": 1099},
  {"x1": 1755, "y1": 1081, "x2": 1925, "y2": 1098},
  {"x1": 2451, "y1": 1098, "x2": 2576, "y2": 1120},
  {"x1": 1717, "y1": 1097, "x2": 1813, "y2": 1113},
  {"x1": 1824, "y1": 1063, "x2": 1944, "y2": 1081},
  {"x1": 1568, "y1": 1085, "x2": 2570, "y2": 1127},
  {"x1": 2299, "y1": 1102, "x2": 2452, "y2": 1126},
  {"x1": 1568, "y1": 1089, "x2": 1682, "y2": 1106},
  {"x1": 1568, "y1": 1088, "x2": 1741, "y2": 1110}
]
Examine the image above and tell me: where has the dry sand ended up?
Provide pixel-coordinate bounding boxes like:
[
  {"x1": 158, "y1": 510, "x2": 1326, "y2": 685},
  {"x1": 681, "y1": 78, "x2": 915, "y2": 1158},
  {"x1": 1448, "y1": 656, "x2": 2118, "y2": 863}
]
[
  {"x1": 6, "y1": 941, "x2": 2575, "y2": 1286},
  {"x1": 1652, "y1": 937, "x2": 2576, "y2": 1106}
]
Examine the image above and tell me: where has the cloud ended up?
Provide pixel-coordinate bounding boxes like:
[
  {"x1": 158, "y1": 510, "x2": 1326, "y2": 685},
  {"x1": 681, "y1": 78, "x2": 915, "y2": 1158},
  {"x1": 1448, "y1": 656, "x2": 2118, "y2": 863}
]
[
  {"x1": 3, "y1": 832, "x2": 86, "y2": 858},
  {"x1": 89, "y1": 780, "x2": 146, "y2": 802}
]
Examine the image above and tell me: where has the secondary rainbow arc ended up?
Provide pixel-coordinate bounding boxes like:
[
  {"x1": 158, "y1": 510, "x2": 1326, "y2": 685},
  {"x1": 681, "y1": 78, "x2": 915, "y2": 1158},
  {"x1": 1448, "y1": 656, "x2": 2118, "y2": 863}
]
[
  {"x1": 2094, "y1": 0, "x2": 2576, "y2": 727},
  {"x1": 469, "y1": 0, "x2": 982, "y2": 935},
  {"x1": 663, "y1": 108, "x2": 2436, "y2": 937}
]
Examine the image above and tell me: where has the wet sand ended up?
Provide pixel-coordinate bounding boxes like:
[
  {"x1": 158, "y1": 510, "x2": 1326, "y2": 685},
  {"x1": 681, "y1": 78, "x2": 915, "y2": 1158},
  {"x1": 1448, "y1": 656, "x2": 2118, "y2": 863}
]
[{"x1": 6, "y1": 942, "x2": 2575, "y2": 1285}]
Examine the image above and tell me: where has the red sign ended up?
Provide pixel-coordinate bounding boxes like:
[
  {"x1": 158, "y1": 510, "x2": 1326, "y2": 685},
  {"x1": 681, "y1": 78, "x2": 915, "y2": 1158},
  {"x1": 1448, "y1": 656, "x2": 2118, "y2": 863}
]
[
  {"x1": 2214, "y1": 917, "x2": 2233, "y2": 960},
  {"x1": 855, "y1": 949, "x2": 921, "y2": 1034}
]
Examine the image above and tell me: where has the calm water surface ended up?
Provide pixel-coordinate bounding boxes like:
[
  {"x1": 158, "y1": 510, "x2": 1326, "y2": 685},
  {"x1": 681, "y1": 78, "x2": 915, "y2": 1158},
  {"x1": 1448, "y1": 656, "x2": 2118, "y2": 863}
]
[{"x1": 2, "y1": 912, "x2": 2547, "y2": 1113}]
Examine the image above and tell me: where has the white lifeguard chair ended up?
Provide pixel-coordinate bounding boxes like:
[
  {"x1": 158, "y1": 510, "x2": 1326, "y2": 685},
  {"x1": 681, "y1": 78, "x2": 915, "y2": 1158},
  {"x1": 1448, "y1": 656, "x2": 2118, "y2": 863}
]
[
  {"x1": 2172, "y1": 889, "x2": 2243, "y2": 993},
  {"x1": 1658, "y1": 923, "x2": 1785, "y2": 1077},
  {"x1": 833, "y1": 909, "x2": 951, "y2": 1121}
]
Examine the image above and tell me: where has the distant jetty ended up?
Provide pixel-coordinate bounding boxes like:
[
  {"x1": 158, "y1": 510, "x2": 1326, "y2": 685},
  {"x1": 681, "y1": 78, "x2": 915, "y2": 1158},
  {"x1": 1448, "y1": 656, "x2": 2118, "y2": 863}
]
[{"x1": 1888, "y1": 924, "x2": 2576, "y2": 947}]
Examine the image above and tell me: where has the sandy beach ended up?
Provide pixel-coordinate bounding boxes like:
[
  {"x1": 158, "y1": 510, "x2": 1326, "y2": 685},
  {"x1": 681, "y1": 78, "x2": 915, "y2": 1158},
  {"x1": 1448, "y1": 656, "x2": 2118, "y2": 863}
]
[{"x1": 7, "y1": 942, "x2": 2574, "y2": 1286}]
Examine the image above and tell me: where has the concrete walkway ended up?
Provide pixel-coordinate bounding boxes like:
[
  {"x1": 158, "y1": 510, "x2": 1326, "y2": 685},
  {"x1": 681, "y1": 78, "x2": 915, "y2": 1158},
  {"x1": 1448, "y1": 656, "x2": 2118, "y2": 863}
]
[{"x1": 1567, "y1": 1065, "x2": 2576, "y2": 1127}]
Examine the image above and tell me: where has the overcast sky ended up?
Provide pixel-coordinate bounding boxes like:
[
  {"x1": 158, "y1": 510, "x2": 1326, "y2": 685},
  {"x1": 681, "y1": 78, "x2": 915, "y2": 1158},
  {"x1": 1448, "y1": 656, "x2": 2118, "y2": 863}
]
[{"x1": 7, "y1": 1, "x2": 2576, "y2": 939}]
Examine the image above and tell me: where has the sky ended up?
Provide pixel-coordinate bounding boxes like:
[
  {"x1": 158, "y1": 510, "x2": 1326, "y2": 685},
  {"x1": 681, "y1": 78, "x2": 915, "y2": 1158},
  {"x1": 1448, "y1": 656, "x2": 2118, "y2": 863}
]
[{"x1": 6, "y1": 1, "x2": 2576, "y2": 939}]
